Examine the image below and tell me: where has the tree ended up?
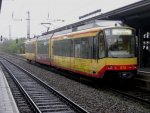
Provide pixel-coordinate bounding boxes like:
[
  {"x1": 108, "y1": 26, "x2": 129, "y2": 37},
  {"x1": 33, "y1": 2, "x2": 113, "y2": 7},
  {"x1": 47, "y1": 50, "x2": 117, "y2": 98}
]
[{"x1": 0, "y1": 38, "x2": 25, "y2": 54}]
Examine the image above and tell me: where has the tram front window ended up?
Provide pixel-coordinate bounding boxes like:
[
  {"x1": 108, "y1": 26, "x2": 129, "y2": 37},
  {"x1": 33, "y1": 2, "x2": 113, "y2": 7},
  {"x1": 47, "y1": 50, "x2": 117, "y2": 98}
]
[{"x1": 105, "y1": 28, "x2": 135, "y2": 58}]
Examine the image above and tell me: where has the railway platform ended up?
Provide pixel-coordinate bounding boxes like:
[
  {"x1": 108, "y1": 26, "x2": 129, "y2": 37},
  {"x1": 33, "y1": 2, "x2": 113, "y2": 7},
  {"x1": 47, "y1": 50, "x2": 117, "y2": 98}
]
[
  {"x1": 135, "y1": 68, "x2": 150, "y2": 91},
  {"x1": 0, "y1": 67, "x2": 19, "y2": 113}
]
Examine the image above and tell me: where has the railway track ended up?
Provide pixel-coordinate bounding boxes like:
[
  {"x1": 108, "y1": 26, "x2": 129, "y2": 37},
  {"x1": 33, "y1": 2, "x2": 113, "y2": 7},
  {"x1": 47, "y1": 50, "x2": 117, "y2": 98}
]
[
  {"x1": 1, "y1": 62, "x2": 34, "y2": 113},
  {"x1": 107, "y1": 86, "x2": 150, "y2": 106},
  {"x1": 11, "y1": 55, "x2": 150, "y2": 104},
  {"x1": 0, "y1": 57, "x2": 89, "y2": 113},
  {"x1": 3, "y1": 54, "x2": 150, "y2": 108}
]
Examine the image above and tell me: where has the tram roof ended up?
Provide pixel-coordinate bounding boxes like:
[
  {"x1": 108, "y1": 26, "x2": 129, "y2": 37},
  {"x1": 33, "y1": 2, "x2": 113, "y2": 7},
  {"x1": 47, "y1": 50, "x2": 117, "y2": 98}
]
[{"x1": 43, "y1": 0, "x2": 150, "y2": 35}]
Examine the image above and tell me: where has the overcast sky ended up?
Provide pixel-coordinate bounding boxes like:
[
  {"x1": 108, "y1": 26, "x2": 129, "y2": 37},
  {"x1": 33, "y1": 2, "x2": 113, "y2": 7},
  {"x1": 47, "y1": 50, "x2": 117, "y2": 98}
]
[{"x1": 0, "y1": 0, "x2": 141, "y2": 39}]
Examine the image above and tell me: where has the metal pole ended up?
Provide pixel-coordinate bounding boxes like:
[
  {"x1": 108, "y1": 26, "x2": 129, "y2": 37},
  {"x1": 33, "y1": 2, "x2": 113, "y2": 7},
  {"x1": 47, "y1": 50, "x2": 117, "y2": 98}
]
[
  {"x1": 138, "y1": 28, "x2": 143, "y2": 68},
  {"x1": 9, "y1": 24, "x2": 11, "y2": 40},
  {"x1": 27, "y1": 11, "x2": 30, "y2": 39}
]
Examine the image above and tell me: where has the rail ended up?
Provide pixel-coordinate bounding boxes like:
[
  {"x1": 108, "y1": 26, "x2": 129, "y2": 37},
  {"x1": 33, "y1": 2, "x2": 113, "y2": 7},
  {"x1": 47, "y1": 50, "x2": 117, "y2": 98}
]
[{"x1": 0, "y1": 56, "x2": 89, "y2": 113}]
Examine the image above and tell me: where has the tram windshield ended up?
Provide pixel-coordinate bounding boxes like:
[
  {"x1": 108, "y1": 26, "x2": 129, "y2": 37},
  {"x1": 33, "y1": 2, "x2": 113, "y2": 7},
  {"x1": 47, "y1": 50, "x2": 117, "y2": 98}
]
[{"x1": 104, "y1": 28, "x2": 135, "y2": 58}]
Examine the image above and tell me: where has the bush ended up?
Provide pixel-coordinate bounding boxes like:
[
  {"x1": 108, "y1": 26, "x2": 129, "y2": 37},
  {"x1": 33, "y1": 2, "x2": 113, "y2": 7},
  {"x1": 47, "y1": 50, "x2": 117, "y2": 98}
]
[{"x1": 0, "y1": 38, "x2": 25, "y2": 54}]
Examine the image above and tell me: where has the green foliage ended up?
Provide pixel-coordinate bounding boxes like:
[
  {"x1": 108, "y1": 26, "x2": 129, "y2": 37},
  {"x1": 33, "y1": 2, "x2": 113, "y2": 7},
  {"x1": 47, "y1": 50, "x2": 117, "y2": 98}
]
[{"x1": 0, "y1": 38, "x2": 25, "y2": 54}]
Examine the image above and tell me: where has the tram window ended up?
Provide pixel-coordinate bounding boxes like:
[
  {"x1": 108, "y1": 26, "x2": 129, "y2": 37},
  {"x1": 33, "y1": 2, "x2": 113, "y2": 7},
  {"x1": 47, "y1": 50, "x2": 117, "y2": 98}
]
[
  {"x1": 53, "y1": 41, "x2": 55, "y2": 55},
  {"x1": 25, "y1": 44, "x2": 30, "y2": 53},
  {"x1": 70, "y1": 39, "x2": 73, "y2": 57},
  {"x1": 53, "y1": 41, "x2": 60, "y2": 55},
  {"x1": 53, "y1": 40, "x2": 58, "y2": 56},
  {"x1": 80, "y1": 38, "x2": 90, "y2": 58},
  {"x1": 63, "y1": 40, "x2": 67, "y2": 56},
  {"x1": 89, "y1": 37, "x2": 93, "y2": 59},
  {"x1": 56, "y1": 40, "x2": 63, "y2": 56},
  {"x1": 68, "y1": 39, "x2": 72, "y2": 57},
  {"x1": 26, "y1": 43, "x2": 34, "y2": 53},
  {"x1": 60, "y1": 39, "x2": 71, "y2": 57},
  {"x1": 37, "y1": 40, "x2": 49, "y2": 54},
  {"x1": 74, "y1": 39, "x2": 81, "y2": 58},
  {"x1": 60, "y1": 40, "x2": 64, "y2": 56},
  {"x1": 63, "y1": 40, "x2": 69, "y2": 56},
  {"x1": 66, "y1": 39, "x2": 73, "y2": 57},
  {"x1": 93, "y1": 37, "x2": 98, "y2": 59},
  {"x1": 25, "y1": 44, "x2": 29, "y2": 52},
  {"x1": 53, "y1": 38, "x2": 91, "y2": 58},
  {"x1": 53, "y1": 39, "x2": 73, "y2": 57},
  {"x1": 54, "y1": 41, "x2": 57, "y2": 55},
  {"x1": 99, "y1": 32, "x2": 105, "y2": 58},
  {"x1": 59, "y1": 41, "x2": 63, "y2": 56}
]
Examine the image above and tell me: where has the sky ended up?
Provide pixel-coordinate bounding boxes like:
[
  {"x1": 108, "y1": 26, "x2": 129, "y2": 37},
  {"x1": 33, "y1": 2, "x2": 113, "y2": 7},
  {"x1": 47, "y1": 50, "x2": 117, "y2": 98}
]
[{"x1": 0, "y1": 0, "x2": 141, "y2": 39}]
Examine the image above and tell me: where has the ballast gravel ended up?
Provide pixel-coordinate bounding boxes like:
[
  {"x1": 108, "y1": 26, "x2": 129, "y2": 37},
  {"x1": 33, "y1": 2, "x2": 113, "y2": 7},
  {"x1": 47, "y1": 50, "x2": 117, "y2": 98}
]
[{"x1": 5, "y1": 56, "x2": 150, "y2": 113}]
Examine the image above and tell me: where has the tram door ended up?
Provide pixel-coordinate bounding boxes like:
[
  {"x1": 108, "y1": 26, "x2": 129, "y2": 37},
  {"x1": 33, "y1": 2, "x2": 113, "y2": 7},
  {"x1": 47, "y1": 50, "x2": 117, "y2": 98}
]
[
  {"x1": 91, "y1": 36, "x2": 99, "y2": 77},
  {"x1": 72, "y1": 37, "x2": 98, "y2": 74},
  {"x1": 91, "y1": 32, "x2": 106, "y2": 78},
  {"x1": 73, "y1": 38, "x2": 91, "y2": 73}
]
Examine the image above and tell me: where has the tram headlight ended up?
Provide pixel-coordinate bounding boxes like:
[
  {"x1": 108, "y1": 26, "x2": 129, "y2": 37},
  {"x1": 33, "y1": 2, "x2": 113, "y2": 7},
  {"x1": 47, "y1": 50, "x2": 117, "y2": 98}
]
[
  {"x1": 129, "y1": 65, "x2": 137, "y2": 69},
  {"x1": 108, "y1": 65, "x2": 113, "y2": 69}
]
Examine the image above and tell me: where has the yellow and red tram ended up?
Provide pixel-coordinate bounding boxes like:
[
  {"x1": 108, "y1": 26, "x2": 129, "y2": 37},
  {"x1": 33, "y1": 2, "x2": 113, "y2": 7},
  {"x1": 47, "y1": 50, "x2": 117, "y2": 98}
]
[{"x1": 25, "y1": 21, "x2": 137, "y2": 79}]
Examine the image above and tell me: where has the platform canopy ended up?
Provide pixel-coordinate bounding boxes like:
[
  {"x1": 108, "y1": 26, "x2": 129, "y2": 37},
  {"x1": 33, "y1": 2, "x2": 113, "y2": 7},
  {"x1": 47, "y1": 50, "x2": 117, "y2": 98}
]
[
  {"x1": 77, "y1": 0, "x2": 150, "y2": 31},
  {"x1": 91, "y1": 0, "x2": 150, "y2": 31},
  {"x1": 83, "y1": 0, "x2": 150, "y2": 31},
  {"x1": 45, "y1": 0, "x2": 150, "y2": 35}
]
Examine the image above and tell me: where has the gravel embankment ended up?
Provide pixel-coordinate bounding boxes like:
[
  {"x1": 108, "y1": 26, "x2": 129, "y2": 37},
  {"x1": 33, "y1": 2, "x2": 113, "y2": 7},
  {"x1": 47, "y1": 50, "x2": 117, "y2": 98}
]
[{"x1": 5, "y1": 56, "x2": 150, "y2": 113}]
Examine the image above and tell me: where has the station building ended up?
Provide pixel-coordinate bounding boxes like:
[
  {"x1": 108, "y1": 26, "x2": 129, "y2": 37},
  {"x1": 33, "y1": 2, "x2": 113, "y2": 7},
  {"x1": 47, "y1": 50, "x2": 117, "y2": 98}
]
[{"x1": 90, "y1": 0, "x2": 150, "y2": 70}]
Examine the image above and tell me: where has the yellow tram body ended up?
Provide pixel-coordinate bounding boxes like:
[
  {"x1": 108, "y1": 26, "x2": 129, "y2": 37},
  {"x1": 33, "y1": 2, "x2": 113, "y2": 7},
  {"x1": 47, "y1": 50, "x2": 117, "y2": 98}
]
[
  {"x1": 50, "y1": 27, "x2": 137, "y2": 78},
  {"x1": 24, "y1": 39, "x2": 36, "y2": 61},
  {"x1": 25, "y1": 20, "x2": 137, "y2": 79}
]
